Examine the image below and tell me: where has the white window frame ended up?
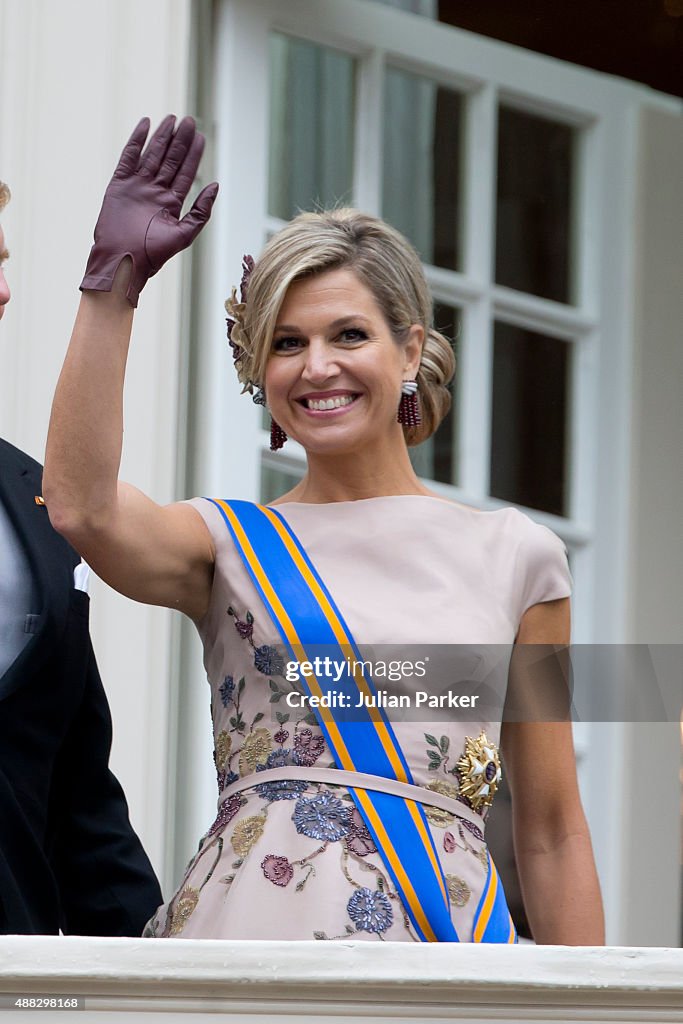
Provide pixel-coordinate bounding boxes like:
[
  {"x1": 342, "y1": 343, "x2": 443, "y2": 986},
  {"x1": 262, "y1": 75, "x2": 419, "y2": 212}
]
[{"x1": 182, "y1": 0, "x2": 680, "y2": 943}]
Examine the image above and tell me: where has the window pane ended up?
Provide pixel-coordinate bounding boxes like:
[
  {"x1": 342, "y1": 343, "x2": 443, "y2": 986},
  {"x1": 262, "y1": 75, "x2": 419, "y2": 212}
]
[
  {"x1": 268, "y1": 34, "x2": 356, "y2": 220},
  {"x1": 409, "y1": 304, "x2": 461, "y2": 483},
  {"x1": 490, "y1": 322, "x2": 570, "y2": 516},
  {"x1": 365, "y1": 0, "x2": 438, "y2": 15},
  {"x1": 260, "y1": 459, "x2": 304, "y2": 504},
  {"x1": 496, "y1": 107, "x2": 574, "y2": 304},
  {"x1": 383, "y1": 68, "x2": 463, "y2": 271}
]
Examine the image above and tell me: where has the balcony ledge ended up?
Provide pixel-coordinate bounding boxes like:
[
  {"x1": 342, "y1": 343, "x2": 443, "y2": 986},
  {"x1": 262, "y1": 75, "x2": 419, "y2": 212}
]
[{"x1": 1, "y1": 937, "x2": 682, "y2": 1021}]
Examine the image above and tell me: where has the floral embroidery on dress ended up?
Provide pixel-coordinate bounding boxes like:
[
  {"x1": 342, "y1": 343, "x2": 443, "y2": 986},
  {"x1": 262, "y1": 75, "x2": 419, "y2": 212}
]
[
  {"x1": 254, "y1": 644, "x2": 286, "y2": 677},
  {"x1": 347, "y1": 887, "x2": 394, "y2": 934},
  {"x1": 228, "y1": 605, "x2": 286, "y2": 678},
  {"x1": 219, "y1": 675, "x2": 235, "y2": 706},
  {"x1": 169, "y1": 886, "x2": 200, "y2": 936},
  {"x1": 344, "y1": 808, "x2": 378, "y2": 857},
  {"x1": 147, "y1": 596, "x2": 500, "y2": 943},
  {"x1": 292, "y1": 792, "x2": 349, "y2": 842},
  {"x1": 475, "y1": 846, "x2": 489, "y2": 871},
  {"x1": 238, "y1": 728, "x2": 273, "y2": 774},
  {"x1": 231, "y1": 813, "x2": 267, "y2": 856},
  {"x1": 421, "y1": 731, "x2": 490, "y2": 876},
  {"x1": 227, "y1": 606, "x2": 254, "y2": 640},
  {"x1": 292, "y1": 727, "x2": 326, "y2": 766},
  {"x1": 163, "y1": 837, "x2": 224, "y2": 937},
  {"x1": 215, "y1": 730, "x2": 231, "y2": 770},
  {"x1": 207, "y1": 792, "x2": 243, "y2": 838},
  {"x1": 255, "y1": 771, "x2": 308, "y2": 802},
  {"x1": 261, "y1": 854, "x2": 294, "y2": 887},
  {"x1": 459, "y1": 818, "x2": 484, "y2": 842},
  {"x1": 446, "y1": 874, "x2": 471, "y2": 907},
  {"x1": 423, "y1": 779, "x2": 459, "y2": 827}
]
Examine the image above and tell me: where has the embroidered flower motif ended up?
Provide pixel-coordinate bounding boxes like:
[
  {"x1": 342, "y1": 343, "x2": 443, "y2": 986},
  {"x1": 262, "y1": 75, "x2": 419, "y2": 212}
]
[
  {"x1": 253, "y1": 644, "x2": 285, "y2": 677},
  {"x1": 169, "y1": 886, "x2": 200, "y2": 935},
  {"x1": 423, "y1": 779, "x2": 460, "y2": 827},
  {"x1": 217, "y1": 768, "x2": 239, "y2": 792},
  {"x1": 347, "y1": 887, "x2": 393, "y2": 934},
  {"x1": 261, "y1": 854, "x2": 294, "y2": 887},
  {"x1": 274, "y1": 728, "x2": 289, "y2": 745},
  {"x1": 231, "y1": 813, "x2": 267, "y2": 856},
  {"x1": 345, "y1": 808, "x2": 377, "y2": 857},
  {"x1": 446, "y1": 874, "x2": 471, "y2": 908},
  {"x1": 238, "y1": 728, "x2": 273, "y2": 774},
  {"x1": 255, "y1": 777, "x2": 308, "y2": 802},
  {"x1": 292, "y1": 728, "x2": 326, "y2": 766},
  {"x1": 443, "y1": 831, "x2": 456, "y2": 854},
  {"x1": 459, "y1": 817, "x2": 485, "y2": 842},
  {"x1": 228, "y1": 606, "x2": 254, "y2": 640},
  {"x1": 265, "y1": 748, "x2": 292, "y2": 769},
  {"x1": 214, "y1": 730, "x2": 232, "y2": 771},
  {"x1": 475, "y1": 847, "x2": 489, "y2": 871},
  {"x1": 207, "y1": 793, "x2": 242, "y2": 837},
  {"x1": 292, "y1": 792, "x2": 349, "y2": 842},
  {"x1": 219, "y1": 675, "x2": 235, "y2": 706}
]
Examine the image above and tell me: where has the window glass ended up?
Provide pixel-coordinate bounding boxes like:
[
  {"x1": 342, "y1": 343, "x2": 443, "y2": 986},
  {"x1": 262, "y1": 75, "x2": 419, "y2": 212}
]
[
  {"x1": 496, "y1": 106, "x2": 575, "y2": 304},
  {"x1": 490, "y1": 322, "x2": 570, "y2": 515},
  {"x1": 383, "y1": 67, "x2": 463, "y2": 271},
  {"x1": 364, "y1": 0, "x2": 437, "y2": 15},
  {"x1": 260, "y1": 460, "x2": 304, "y2": 504},
  {"x1": 268, "y1": 33, "x2": 356, "y2": 220}
]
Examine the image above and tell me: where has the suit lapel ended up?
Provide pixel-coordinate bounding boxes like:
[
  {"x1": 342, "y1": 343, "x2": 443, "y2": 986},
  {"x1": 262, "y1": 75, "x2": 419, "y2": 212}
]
[{"x1": 0, "y1": 439, "x2": 73, "y2": 699}]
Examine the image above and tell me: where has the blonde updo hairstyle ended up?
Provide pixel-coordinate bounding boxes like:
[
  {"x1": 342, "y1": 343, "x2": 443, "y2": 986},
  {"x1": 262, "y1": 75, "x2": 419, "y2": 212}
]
[
  {"x1": 0, "y1": 181, "x2": 10, "y2": 213},
  {"x1": 232, "y1": 209, "x2": 455, "y2": 446}
]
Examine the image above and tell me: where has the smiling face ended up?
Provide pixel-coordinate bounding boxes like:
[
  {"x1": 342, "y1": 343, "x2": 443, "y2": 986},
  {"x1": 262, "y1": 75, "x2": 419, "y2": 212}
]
[
  {"x1": 0, "y1": 225, "x2": 10, "y2": 321},
  {"x1": 264, "y1": 267, "x2": 423, "y2": 457}
]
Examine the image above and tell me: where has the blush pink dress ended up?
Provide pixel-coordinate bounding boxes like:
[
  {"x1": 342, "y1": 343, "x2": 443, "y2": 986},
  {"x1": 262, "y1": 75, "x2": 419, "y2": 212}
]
[{"x1": 144, "y1": 495, "x2": 572, "y2": 941}]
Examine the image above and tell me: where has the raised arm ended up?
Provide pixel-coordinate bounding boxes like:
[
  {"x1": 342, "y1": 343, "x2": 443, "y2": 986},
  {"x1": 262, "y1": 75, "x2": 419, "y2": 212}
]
[{"x1": 43, "y1": 116, "x2": 218, "y2": 619}]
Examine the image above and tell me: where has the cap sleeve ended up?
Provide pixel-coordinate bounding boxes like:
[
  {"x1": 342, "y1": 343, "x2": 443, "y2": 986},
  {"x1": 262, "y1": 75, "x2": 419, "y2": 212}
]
[{"x1": 516, "y1": 517, "x2": 573, "y2": 620}]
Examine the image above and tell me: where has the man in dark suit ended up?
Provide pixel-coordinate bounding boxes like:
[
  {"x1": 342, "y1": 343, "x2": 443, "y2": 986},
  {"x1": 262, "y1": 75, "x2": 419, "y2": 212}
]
[{"x1": 0, "y1": 179, "x2": 162, "y2": 934}]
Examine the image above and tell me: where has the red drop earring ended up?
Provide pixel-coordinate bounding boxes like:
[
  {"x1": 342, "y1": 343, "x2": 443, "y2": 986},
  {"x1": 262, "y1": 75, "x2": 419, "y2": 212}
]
[
  {"x1": 397, "y1": 380, "x2": 421, "y2": 427},
  {"x1": 270, "y1": 419, "x2": 288, "y2": 451}
]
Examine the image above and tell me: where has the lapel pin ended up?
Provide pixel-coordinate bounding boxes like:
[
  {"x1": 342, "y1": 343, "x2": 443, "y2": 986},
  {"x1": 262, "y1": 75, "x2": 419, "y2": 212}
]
[{"x1": 34, "y1": 495, "x2": 46, "y2": 506}]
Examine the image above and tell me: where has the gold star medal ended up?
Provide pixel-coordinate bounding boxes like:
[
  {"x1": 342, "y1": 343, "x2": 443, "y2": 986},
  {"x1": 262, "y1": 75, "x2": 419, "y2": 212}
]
[{"x1": 456, "y1": 731, "x2": 502, "y2": 811}]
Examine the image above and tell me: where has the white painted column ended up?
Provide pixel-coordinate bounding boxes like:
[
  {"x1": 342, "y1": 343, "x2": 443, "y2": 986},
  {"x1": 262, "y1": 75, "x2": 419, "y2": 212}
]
[{"x1": 0, "y1": 0, "x2": 194, "y2": 889}]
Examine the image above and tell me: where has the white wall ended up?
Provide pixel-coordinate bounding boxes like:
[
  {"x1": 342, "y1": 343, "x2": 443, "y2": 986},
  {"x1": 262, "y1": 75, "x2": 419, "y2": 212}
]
[
  {"x1": 629, "y1": 107, "x2": 683, "y2": 647},
  {"x1": 619, "y1": 106, "x2": 683, "y2": 946},
  {"x1": 0, "y1": 0, "x2": 195, "y2": 890}
]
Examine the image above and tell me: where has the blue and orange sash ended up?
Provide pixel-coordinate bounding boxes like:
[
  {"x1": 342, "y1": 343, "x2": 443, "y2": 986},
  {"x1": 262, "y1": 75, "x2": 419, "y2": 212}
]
[{"x1": 208, "y1": 498, "x2": 515, "y2": 944}]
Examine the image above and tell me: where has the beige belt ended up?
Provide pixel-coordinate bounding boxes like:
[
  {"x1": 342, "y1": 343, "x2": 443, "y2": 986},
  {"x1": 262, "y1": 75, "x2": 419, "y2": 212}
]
[{"x1": 217, "y1": 765, "x2": 485, "y2": 831}]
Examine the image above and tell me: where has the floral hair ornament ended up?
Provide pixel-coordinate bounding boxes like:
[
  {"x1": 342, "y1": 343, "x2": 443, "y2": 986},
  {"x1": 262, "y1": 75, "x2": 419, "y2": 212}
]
[{"x1": 225, "y1": 254, "x2": 266, "y2": 405}]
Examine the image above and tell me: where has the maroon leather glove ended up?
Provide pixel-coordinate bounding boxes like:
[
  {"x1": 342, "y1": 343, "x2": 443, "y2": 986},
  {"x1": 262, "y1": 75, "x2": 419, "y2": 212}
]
[{"x1": 80, "y1": 115, "x2": 218, "y2": 307}]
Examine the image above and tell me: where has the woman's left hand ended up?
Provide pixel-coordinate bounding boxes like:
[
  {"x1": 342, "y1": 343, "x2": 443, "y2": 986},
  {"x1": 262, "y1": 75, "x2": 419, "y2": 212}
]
[{"x1": 80, "y1": 115, "x2": 219, "y2": 307}]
